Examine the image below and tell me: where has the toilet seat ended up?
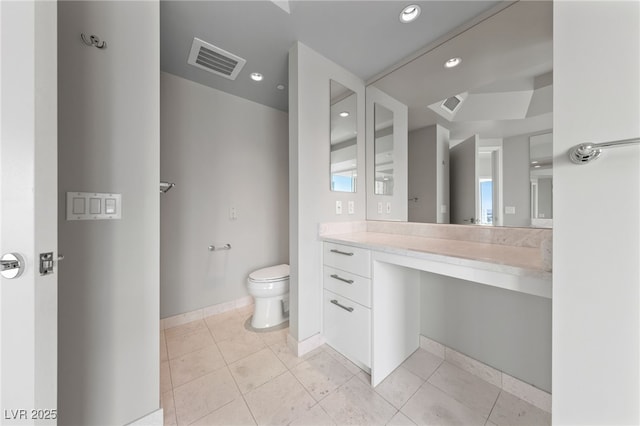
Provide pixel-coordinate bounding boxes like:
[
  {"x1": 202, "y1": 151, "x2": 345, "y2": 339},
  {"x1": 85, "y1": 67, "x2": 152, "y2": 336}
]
[{"x1": 248, "y1": 264, "x2": 289, "y2": 283}]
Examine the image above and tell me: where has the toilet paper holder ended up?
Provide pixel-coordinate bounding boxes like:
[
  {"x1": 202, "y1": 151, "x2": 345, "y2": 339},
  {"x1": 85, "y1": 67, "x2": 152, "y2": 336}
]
[{"x1": 208, "y1": 244, "x2": 231, "y2": 252}]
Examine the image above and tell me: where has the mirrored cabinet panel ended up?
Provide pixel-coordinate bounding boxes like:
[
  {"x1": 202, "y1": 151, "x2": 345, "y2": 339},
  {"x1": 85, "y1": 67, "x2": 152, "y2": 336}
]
[
  {"x1": 330, "y1": 80, "x2": 358, "y2": 193},
  {"x1": 374, "y1": 103, "x2": 394, "y2": 195}
]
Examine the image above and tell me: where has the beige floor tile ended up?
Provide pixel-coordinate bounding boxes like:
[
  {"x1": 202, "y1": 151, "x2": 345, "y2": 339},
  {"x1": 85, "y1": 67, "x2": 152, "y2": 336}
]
[
  {"x1": 191, "y1": 397, "x2": 256, "y2": 426},
  {"x1": 387, "y1": 411, "x2": 417, "y2": 426},
  {"x1": 217, "y1": 332, "x2": 266, "y2": 364},
  {"x1": 375, "y1": 366, "x2": 424, "y2": 409},
  {"x1": 166, "y1": 328, "x2": 215, "y2": 360},
  {"x1": 207, "y1": 315, "x2": 248, "y2": 342},
  {"x1": 485, "y1": 421, "x2": 498, "y2": 426},
  {"x1": 270, "y1": 341, "x2": 306, "y2": 370},
  {"x1": 229, "y1": 348, "x2": 287, "y2": 394},
  {"x1": 173, "y1": 367, "x2": 240, "y2": 426},
  {"x1": 319, "y1": 377, "x2": 397, "y2": 425},
  {"x1": 401, "y1": 383, "x2": 486, "y2": 426},
  {"x1": 161, "y1": 390, "x2": 177, "y2": 426},
  {"x1": 160, "y1": 330, "x2": 168, "y2": 363},
  {"x1": 428, "y1": 362, "x2": 501, "y2": 418},
  {"x1": 169, "y1": 345, "x2": 226, "y2": 388},
  {"x1": 401, "y1": 348, "x2": 443, "y2": 381},
  {"x1": 292, "y1": 350, "x2": 354, "y2": 401},
  {"x1": 289, "y1": 404, "x2": 336, "y2": 426},
  {"x1": 257, "y1": 327, "x2": 289, "y2": 347},
  {"x1": 161, "y1": 361, "x2": 172, "y2": 394},
  {"x1": 244, "y1": 371, "x2": 316, "y2": 425},
  {"x1": 164, "y1": 319, "x2": 208, "y2": 339},
  {"x1": 355, "y1": 369, "x2": 372, "y2": 385},
  {"x1": 488, "y1": 391, "x2": 551, "y2": 426}
]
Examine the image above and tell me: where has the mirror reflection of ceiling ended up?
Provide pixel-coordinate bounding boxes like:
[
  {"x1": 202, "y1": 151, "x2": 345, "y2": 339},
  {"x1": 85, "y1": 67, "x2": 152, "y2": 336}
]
[
  {"x1": 371, "y1": 1, "x2": 553, "y2": 139},
  {"x1": 161, "y1": 0, "x2": 502, "y2": 112}
]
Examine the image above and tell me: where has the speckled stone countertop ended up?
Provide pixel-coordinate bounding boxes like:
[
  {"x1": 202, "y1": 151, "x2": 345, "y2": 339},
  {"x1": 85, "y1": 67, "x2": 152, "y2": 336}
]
[{"x1": 319, "y1": 221, "x2": 552, "y2": 281}]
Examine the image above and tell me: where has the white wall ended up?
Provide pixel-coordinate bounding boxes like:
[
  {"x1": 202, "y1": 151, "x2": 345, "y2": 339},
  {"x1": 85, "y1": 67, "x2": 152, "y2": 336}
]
[
  {"x1": 57, "y1": 2, "x2": 160, "y2": 424},
  {"x1": 420, "y1": 272, "x2": 551, "y2": 392},
  {"x1": 160, "y1": 72, "x2": 289, "y2": 318},
  {"x1": 408, "y1": 125, "x2": 450, "y2": 223},
  {"x1": 503, "y1": 133, "x2": 533, "y2": 227},
  {"x1": 553, "y1": 1, "x2": 640, "y2": 423},
  {"x1": 289, "y1": 42, "x2": 366, "y2": 342}
]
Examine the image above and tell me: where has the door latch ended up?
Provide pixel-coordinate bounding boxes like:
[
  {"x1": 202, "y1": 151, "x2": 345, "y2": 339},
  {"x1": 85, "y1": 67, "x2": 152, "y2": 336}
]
[{"x1": 39, "y1": 252, "x2": 54, "y2": 275}]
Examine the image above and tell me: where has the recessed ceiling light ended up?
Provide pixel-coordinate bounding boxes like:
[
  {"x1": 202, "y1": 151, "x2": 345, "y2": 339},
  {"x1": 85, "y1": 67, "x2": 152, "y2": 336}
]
[
  {"x1": 339, "y1": 111, "x2": 350, "y2": 118},
  {"x1": 400, "y1": 4, "x2": 421, "y2": 23},
  {"x1": 444, "y1": 57, "x2": 462, "y2": 69},
  {"x1": 250, "y1": 72, "x2": 263, "y2": 81},
  {"x1": 276, "y1": 84, "x2": 285, "y2": 90}
]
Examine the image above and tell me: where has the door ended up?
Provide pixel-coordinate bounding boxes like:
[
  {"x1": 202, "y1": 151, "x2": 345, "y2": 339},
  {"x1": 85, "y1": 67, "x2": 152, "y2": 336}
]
[
  {"x1": 1, "y1": 1, "x2": 58, "y2": 420},
  {"x1": 450, "y1": 135, "x2": 478, "y2": 224}
]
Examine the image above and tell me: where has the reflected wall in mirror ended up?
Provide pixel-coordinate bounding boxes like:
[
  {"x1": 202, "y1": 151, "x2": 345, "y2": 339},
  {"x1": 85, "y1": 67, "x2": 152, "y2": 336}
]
[
  {"x1": 370, "y1": 1, "x2": 553, "y2": 228},
  {"x1": 374, "y1": 103, "x2": 394, "y2": 195},
  {"x1": 330, "y1": 80, "x2": 358, "y2": 192},
  {"x1": 530, "y1": 132, "x2": 553, "y2": 228}
]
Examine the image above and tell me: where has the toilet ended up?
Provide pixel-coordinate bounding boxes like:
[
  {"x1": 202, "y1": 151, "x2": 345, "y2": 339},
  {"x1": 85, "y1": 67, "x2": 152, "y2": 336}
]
[{"x1": 247, "y1": 264, "x2": 290, "y2": 329}]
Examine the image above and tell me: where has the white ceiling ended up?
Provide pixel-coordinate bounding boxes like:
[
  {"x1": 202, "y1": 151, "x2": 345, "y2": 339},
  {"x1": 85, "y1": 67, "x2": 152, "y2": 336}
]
[
  {"x1": 371, "y1": 0, "x2": 553, "y2": 139},
  {"x1": 160, "y1": 0, "x2": 501, "y2": 111}
]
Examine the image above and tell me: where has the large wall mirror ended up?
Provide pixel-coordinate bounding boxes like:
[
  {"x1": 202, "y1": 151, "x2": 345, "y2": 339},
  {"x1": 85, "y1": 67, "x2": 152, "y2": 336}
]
[
  {"x1": 330, "y1": 80, "x2": 358, "y2": 192},
  {"x1": 369, "y1": 1, "x2": 553, "y2": 228},
  {"x1": 374, "y1": 103, "x2": 394, "y2": 195}
]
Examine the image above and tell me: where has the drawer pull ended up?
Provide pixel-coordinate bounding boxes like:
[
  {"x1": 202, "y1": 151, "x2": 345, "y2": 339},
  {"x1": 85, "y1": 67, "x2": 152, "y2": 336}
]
[
  {"x1": 330, "y1": 299, "x2": 354, "y2": 312},
  {"x1": 330, "y1": 274, "x2": 354, "y2": 284},
  {"x1": 330, "y1": 249, "x2": 354, "y2": 256}
]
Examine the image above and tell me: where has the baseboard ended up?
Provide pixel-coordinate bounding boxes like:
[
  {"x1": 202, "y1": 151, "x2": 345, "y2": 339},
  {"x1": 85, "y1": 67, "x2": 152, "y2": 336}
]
[
  {"x1": 127, "y1": 408, "x2": 163, "y2": 426},
  {"x1": 419, "y1": 335, "x2": 552, "y2": 414},
  {"x1": 161, "y1": 296, "x2": 254, "y2": 330},
  {"x1": 287, "y1": 332, "x2": 325, "y2": 357}
]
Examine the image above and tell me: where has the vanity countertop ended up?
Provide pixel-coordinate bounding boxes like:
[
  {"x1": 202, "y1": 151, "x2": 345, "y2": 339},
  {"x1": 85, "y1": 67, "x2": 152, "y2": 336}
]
[{"x1": 322, "y1": 231, "x2": 552, "y2": 281}]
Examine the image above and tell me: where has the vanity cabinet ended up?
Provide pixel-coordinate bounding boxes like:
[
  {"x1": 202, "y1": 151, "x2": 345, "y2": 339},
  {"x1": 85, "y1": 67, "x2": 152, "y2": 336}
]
[{"x1": 322, "y1": 242, "x2": 371, "y2": 369}]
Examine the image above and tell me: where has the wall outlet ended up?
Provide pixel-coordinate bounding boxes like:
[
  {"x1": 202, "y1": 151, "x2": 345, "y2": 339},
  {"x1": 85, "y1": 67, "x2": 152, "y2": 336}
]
[
  {"x1": 386, "y1": 202, "x2": 392, "y2": 214},
  {"x1": 348, "y1": 201, "x2": 355, "y2": 215},
  {"x1": 229, "y1": 206, "x2": 238, "y2": 220},
  {"x1": 335, "y1": 200, "x2": 342, "y2": 215},
  {"x1": 377, "y1": 202, "x2": 383, "y2": 214}
]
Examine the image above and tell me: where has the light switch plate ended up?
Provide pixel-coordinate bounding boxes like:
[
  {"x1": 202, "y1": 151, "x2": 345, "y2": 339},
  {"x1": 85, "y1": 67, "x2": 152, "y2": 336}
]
[
  {"x1": 66, "y1": 192, "x2": 121, "y2": 220},
  {"x1": 505, "y1": 206, "x2": 516, "y2": 215},
  {"x1": 335, "y1": 200, "x2": 342, "y2": 215},
  {"x1": 386, "y1": 202, "x2": 392, "y2": 214},
  {"x1": 441, "y1": 204, "x2": 448, "y2": 214},
  {"x1": 229, "y1": 206, "x2": 238, "y2": 220},
  {"x1": 377, "y1": 202, "x2": 383, "y2": 214},
  {"x1": 348, "y1": 201, "x2": 355, "y2": 215}
]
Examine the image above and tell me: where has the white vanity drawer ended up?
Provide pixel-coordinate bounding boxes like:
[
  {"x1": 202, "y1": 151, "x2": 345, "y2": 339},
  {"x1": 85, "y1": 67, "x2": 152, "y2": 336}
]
[
  {"x1": 323, "y1": 266, "x2": 371, "y2": 308},
  {"x1": 323, "y1": 289, "x2": 371, "y2": 368},
  {"x1": 323, "y1": 242, "x2": 371, "y2": 278}
]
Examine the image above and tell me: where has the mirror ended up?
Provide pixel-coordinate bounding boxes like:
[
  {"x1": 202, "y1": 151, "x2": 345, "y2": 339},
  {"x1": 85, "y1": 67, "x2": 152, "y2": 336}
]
[
  {"x1": 330, "y1": 80, "x2": 358, "y2": 192},
  {"x1": 374, "y1": 103, "x2": 394, "y2": 195},
  {"x1": 530, "y1": 132, "x2": 553, "y2": 227},
  {"x1": 369, "y1": 1, "x2": 553, "y2": 227}
]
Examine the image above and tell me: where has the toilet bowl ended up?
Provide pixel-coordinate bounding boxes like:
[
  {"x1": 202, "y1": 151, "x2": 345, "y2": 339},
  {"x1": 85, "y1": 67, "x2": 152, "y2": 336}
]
[{"x1": 247, "y1": 264, "x2": 290, "y2": 329}]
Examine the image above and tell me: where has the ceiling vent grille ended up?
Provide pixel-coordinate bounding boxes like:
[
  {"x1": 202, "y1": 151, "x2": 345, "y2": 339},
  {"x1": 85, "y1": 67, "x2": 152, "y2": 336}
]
[
  {"x1": 187, "y1": 37, "x2": 246, "y2": 80},
  {"x1": 441, "y1": 95, "x2": 463, "y2": 113}
]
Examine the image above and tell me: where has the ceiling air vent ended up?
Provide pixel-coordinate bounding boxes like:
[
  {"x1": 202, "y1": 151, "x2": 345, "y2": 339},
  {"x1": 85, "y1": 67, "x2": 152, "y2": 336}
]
[
  {"x1": 187, "y1": 37, "x2": 246, "y2": 80},
  {"x1": 441, "y1": 95, "x2": 463, "y2": 113}
]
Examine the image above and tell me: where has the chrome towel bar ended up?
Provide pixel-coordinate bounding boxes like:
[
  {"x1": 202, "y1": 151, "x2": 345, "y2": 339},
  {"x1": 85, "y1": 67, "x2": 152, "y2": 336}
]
[
  {"x1": 569, "y1": 137, "x2": 640, "y2": 164},
  {"x1": 208, "y1": 244, "x2": 231, "y2": 251}
]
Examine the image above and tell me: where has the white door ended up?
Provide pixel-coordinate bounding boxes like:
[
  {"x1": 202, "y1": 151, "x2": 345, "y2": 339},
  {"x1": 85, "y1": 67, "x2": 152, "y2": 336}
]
[
  {"x1": 450, "y1": 135, "x2": 478, "y2": 224},
  {"x1": 1, "y1": 1, "x2": 58, "y2": 422}
]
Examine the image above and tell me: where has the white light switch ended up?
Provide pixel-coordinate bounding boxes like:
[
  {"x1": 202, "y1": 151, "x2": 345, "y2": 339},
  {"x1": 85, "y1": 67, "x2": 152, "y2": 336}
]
[
  {"x1": 386, "y1": 202, "x2": 392, "y2": 214},
  {"x1": 67, "y1": 192, "x2": 121, "y2": 220},
  {"x1": 441, "y1": 204, "x2": 448, "y2": 214},
  {"x1": 335, "y1": 201, "x2": 342, "y2": 215},
  {"x1": 348, "y1": 201, "x2": 355, "y2": 215},
  {"x1": 377, "y1": 202, "x2": 383, "y2": 214},
  {"x1": 505, "y1": 206, "x2": 516, "y2": 215},
  {"x1": 229, "y1": 207, "x2": 238, "y2": 220}
]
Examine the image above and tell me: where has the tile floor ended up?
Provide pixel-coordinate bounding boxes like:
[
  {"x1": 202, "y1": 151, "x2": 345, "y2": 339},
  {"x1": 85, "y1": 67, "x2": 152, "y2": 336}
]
[{"x1": 161, "y1": 306, "x2": 551, "y2": 426}]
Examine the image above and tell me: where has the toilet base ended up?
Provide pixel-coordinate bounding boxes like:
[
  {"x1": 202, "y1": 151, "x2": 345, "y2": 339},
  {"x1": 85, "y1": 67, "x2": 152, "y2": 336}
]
[{"x1": 251, "y1": 297, "x2": 288, "y2": 329}]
